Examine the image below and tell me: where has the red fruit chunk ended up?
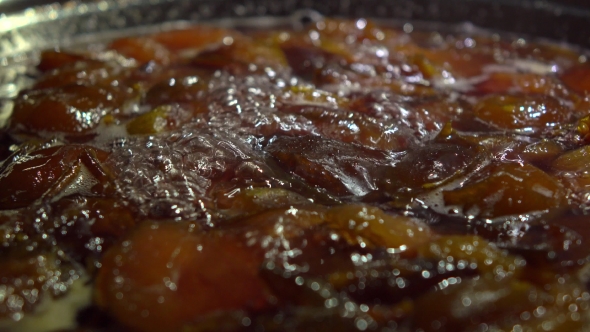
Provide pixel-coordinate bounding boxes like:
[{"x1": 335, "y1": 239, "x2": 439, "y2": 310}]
[
  {"x1": 10, "y1": 85, "x2": 124, "y2": 134},
  {"x1": 50, "y1": 197, "x2": 136, "y2": 259},
  {"x1": 266, "y1": 135, "x2": 391, "y2": 197},
  {"x1": 192, "y1": 39, "x2": 287, "y2": 73},
  {"x1": 34, "y1": 61, "x2": 130, "y2": 90},
  {"x1": 143, "y1": 74, "x2": 209, "y2": 109},
  {"x1": 37, "y1": 50, "x2": 92, "y2": 72},
  {"x1": 443, "y1": 162, "x2": 567, "y2": 218},
  {"x1": 560, "y1": 65, "x2": 590, "y2": 95},
  {"x1": 96, "y1": 222, "x2": 271, "y2": 332},
  {"x1": 0, "y1": 145, "x2": 110, "y2": 210},
  {"x1": 473, "y1": 94, "x2": 569, "y2": 132}
]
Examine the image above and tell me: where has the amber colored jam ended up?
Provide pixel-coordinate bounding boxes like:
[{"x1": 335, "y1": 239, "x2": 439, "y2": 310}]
[{"x1": 2, "y1": 17, "x2": 590, "y2": 332}]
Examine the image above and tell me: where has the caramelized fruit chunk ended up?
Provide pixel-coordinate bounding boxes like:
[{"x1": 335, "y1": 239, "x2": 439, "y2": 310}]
[
  {"x1": 310, "y1": 18, "x2": 392, "y2": 44},
  {"x1": 126, "y1": 105, "x2": 193, "y2": 135},
  {"x1": 33, "y1": 61, "x2": 130, "y2": 90},
  {"x1": 552, "y1": 145, "x2": 590, "y2": 173},
  {"x1": 0, "y1": 145, "x2": 110, "y2": 209},
  {"x1": 192, "y1": 38, "x2": 287, "y2": 73},
  {"x1": 443, "y1": 162, "x2": 567, "y2": 218},
  {"x1": 325, "y1": 204, "x2": 432, "y2": 250},
  {"x1": 416, "y1": 235, "x2": 522, "y2": 279},
  {"x1": 214, "y1": 187, "x2": 310, "y2": 217},
  {"x1": 331, "y1": 235, "x2": 520, "y2": 307},
  {"x1": 560, "y1": 65, "x2": 590, "y2": 95},
  {"x1": 10, "y1": 85, "x2": 125, "y2": 134},
  {"x1": 520, "y1": 139, "x2": 565, "y2": 164},
  {"x1": 551, "y1": 145, "x2": 590, "y2": 207},
  {"x1": 378, "y1": 140, "x2": 482, "y2": 196},
  {"x1": 473, "y1": 94, "x2": 569, "y2": 132},
  {"x1": 275, "y1": 105, "x2": 409, "y2": 151},
  {"x1": 474, "y1": 72, "x2": 565, "y2": 95},
  {"x1": 37, "y1": 50, "x2": 92, "y2": 72},
  {"x1": 143, "y1": 74, "x2": 209, "y2": 108},
  {"x1": 266, "y1": 135, "x2": 391, "y2": 197},
  {"x1": 226, "y1": 203, "x2": 431, "y2": 278},
  {"x1": 415, "y1": 48, "x2": 496, "y2": 78},
  {"x1": 50, "y1": 197, "x2": 136, "y2": 259},
  {"x1": 96, "y1": 222, "x2": 271, "y2": 332},
  {"x1": 407, "y1": 236, "x2": 588, "y2": 331}
]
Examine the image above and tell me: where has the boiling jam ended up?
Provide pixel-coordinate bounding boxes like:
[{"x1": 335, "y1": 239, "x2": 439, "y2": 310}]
[{"x1": 2, "y1": 17, "x2": 590, "y2": 332}]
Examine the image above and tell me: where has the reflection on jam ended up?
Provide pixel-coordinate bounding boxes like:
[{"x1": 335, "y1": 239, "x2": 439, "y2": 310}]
[{"x1": 2, "y1": 17, "x2": 590, "y2": 332}]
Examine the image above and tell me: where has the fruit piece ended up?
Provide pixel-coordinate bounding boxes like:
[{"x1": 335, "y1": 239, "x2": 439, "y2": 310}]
[
  {"x1": 96, "y1": 222, "x2": 271, "y2": 332},
  {"x1": 10, "y1": 85, "x2": 125, "y2": 134},
  {"x1": 474, "y1": 72, "x2": 575, "y2": 100},
  {"x1": 50, "y1": 197, "x2": 136, "y2": 260},
  {"x1": 126, "y1": 105, "x2": 192, "y2": 135},
  {"x1": 312, "y1": 18, "x2": 390, "y2": 43},
  {"x1": 0, "y1": 249, "x2": 78, "y2": 320},
  {"x1": 552, "y1": 145, "x2": 590, "y2": 173},
  {"x1": 560, "y1": 65, "x2": 590, "y2": 95},
  {"x1": 378, "y1": 140, "x2": 482, "y2": 195},
  {"x1": 443, "y1": 162, "x2": 567, "y2": 218},
  {"x1": 520, "y1": 139, "x2": 564, "y2": 164},
  {"x1": 551, "y1": 145, "x2": 590, "y2": 206},
  {"x1": 144, "y1": 74, "x2": 208, "y2": 108},
  {"x1": 37, "y1": 50, "x2": 93, "y2": 72},
  {"x1": 233, "y1": 203, "x2": 431, "y2": 263},
  {"x1": 325, "y1": 204, "x2": 432, "y2": 251},
  {"x1": 0, "y1": 145, "x2": 110, "y2": 210},
  {"x1": 0, "y1": 210, "x2": 84, "y2": 321},
  {"x1": 192, "y1": 38, "x2": 287, "y2": 72},
  {"x1": 266, "y1": 135, "x2": 391, "y2": 197},
  {"x1": 34, "y1": 61, "x2": 130, "y2": 90},
  {"x1": 280, "y1": 41, "x2": 346, "y2": 80},
  {"x1": 417, "y1": 235, "x2": 523, "y2": 279},
  {"x1": 474, "y1": 94, "x2": 569, "y2": 132},
  {"x1": 214, "y1": 187, "x2": 310, "y2": 217}
]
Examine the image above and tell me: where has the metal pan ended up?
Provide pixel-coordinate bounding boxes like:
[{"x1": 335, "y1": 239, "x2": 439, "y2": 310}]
[{"x1": 0, "y1": 0, "x2": 589, "y2": 330}]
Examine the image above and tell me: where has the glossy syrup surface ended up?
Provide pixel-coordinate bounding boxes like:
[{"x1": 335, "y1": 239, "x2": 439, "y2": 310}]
[{"x1": 2, "y1": 17, "x2": 590, "y2": 332}]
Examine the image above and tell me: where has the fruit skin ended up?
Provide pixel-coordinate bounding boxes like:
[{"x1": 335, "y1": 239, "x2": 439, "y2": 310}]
[
  {"x1": 0, "y1": 145, "x2": 110, "y2": 210},
  {"x1": 10, "y1": 85, "x2": 124, "y2": 134},
  {"x1": 473, "y1": 94, "x2": 569, "y2": 132},
  {"x1": 95, "y1": 222, "x2": 272, "y2": 332},
  {"x1": 561, "y1": 65, "x2": 590, "y2": 95},
  {"x1": 444, "y1": 162, "x2": 567, "y2": 219}
]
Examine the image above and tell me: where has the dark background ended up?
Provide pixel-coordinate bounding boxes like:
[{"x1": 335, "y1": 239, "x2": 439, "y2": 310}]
[{"x1": 2, "y1": 0, "x2": 590, "y2": 14}]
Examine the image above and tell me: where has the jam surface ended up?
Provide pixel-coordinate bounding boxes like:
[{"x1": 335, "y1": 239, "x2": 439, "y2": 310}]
[{"x1": 2, "y1": 17, "x2": 590, "y2": 332}]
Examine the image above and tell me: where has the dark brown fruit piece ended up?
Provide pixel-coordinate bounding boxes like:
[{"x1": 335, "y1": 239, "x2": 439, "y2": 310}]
[
  {"x1": 96, "y1": 222, "x2": 271, "y2": 332},
  {"x1": 0, "y1": 145, "x2": 110, "y2": 210}
]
